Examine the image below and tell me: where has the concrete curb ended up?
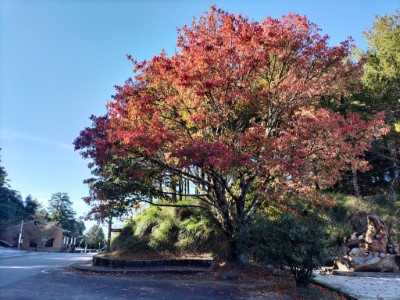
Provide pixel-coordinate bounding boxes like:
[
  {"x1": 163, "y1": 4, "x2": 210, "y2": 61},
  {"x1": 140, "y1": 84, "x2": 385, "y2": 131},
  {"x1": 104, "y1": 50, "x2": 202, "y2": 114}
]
[
  {"x1": 92, "y1": 255, "x2": 213, "y2": 268},
  {"x1": 69, "y1": 261, "x2": 271, "y2": 291},
  {"x1": 311, "y1": 277, "x2": 358, "y2": 300},
  {"x1": 70, "y1": 261, "x2": 210, "y2": 275},
  {"x1": 332, "y1": 270, "x2": 400, "y2": 277}
]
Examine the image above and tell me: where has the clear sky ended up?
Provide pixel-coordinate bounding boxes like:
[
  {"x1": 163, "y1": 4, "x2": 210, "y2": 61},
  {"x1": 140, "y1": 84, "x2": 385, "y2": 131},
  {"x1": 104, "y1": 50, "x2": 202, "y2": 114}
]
[{"x1": 1, "y1": 0, "x2": 398, "y2": 232}]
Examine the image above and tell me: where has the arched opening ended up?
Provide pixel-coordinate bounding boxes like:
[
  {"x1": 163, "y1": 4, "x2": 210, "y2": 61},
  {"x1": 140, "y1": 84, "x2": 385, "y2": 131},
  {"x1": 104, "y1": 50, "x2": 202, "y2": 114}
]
[{"x1": 45, "y1": 238, "x2": 54, "y2": 247}]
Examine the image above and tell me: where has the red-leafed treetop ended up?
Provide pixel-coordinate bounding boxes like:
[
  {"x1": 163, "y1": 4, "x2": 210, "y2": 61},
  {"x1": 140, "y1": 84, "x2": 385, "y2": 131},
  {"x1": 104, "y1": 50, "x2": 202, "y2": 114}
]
[{"x1": 75, "y1": 7, "x2": 389, "y2": 261}]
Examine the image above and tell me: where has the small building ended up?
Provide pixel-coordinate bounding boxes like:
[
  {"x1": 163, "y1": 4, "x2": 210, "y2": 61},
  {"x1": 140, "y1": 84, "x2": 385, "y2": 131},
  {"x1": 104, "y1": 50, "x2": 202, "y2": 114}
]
[{"x1": 0, "y1": 219, "x2": 77, "y2": 252}]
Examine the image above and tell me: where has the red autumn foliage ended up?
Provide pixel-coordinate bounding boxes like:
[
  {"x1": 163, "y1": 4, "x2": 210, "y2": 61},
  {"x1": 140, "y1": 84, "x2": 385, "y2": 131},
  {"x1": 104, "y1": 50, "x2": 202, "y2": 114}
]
[{"x1": 74, "y1": 7, "x2": 389, "y2": 261}]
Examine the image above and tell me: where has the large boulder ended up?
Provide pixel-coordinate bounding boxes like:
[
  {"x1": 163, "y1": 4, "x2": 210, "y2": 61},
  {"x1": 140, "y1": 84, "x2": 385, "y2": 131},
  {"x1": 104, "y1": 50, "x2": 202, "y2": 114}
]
[
  {"x1": 365, "y1": 214, "x2": 388, "y2": 253},
  {"x1": 338, "y1": 248, "x2": 399, "y2": 272},
  {"x1": 335, "y1": 214, "x2": 400, "y2": 272}
]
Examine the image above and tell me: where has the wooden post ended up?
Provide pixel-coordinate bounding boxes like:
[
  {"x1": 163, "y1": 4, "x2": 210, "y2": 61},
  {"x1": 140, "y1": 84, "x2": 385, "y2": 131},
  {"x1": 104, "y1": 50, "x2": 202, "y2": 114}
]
[
  {"x1": 17, "y1": 220, "x2": 23, "y2": 250},
  {"x1": 107, "y1": 217, "x2": 112, "y2": 251}
]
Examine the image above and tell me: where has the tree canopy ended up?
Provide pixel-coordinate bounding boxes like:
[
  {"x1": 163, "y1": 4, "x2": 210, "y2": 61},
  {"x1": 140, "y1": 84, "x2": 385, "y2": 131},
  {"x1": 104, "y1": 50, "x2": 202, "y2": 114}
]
[
  {"x1": 48, "y1": 192, "x2": 85, "y2": 235},
  {"x1": 85, "y1": 224, "x2": 105, "y2": 249},
  {"x1": 336, "y1": 10, "x2": 400, "y2": 196},
  {"x1": 0, "y1": 149, "x2": 29, "y2": 231},
  {"x1": 363, "y1": 10, "x2": 400, "y2": 105},
  {"x1": 24, "y1": 195, "x2": 40, "y2": 215},
  {"x1": 75, "y1": 7, "x2": 388, "y2": 261},
  {"x1": 363, "y1": 11, "x2": 399, "y2": 195},
  {"x1": 0, "y1": 149, "x2": 7, "y2": 187}
]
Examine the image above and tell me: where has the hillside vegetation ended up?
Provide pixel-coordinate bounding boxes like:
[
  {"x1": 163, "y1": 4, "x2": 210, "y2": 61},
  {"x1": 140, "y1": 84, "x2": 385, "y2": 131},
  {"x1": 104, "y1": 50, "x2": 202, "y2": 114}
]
[
  {"x1": 111, "y1": 199, "x2": 227, "y2": 257},
  {"x1": 112, "y1": 193, "x2": 399, "y2": 258}
]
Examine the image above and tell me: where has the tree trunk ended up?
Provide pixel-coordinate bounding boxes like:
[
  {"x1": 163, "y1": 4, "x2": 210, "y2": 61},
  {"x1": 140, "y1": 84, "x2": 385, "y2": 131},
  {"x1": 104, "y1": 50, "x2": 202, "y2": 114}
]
[
  {"x1": 225, "y1": 226, "x2": 249, "y2": 266},
  {"x1": 226, "y1": 239, "x2": 239, "y2": 263},
  {"x1": 389, "y1": 162, "x2": 399, "y2": 196},
  {"x1": 169, "y1": 176, "x2": 177, "y2": 202},
  {"x1": 352, "y1": 169, "x2": 361, "y2": 197},
  {"x1": 178, "y1": 176, "x2": 183, "y2": 201},
  {"x1": 387, "y1": 140, "x2": 398, "y2": 196},
  {"x1": 186, "y1": 177, "x2": 190, "y2": 200}
]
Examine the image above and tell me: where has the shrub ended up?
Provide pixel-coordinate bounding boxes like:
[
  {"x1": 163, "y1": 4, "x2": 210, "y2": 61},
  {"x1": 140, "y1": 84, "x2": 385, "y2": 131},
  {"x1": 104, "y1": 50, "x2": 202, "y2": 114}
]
[
  {"x1": 111, "y1": 198, "x2": 227, "y2": 256},
  {"x1": 111, "y1": 220, "x2": 151, "y2": 253},
  {"x1": 248, "y1": 211, "x2": 329, "y2": 287},
  {"x1": 148, "y1": 217, "x2": 178, "y2": 250},
  {"x1": 176, "y1": 212, "x2": 228, "y2": 256}
]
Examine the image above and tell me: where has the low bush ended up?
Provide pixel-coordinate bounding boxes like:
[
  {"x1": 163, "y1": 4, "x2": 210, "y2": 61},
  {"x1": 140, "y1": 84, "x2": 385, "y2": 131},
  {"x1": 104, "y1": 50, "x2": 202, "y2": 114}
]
[
  {"x1": 112, "y1": 198, "x2": 227, "y2": 256},
  {"x1": 247, "y1": 210, "x2": 329, "y2": 287},
  {"x1": 177, "y1": 212, "x2": 228, "y2": 256},
  {"x1": 110, "y1": 220, "x2": 151, "y2": 253}
]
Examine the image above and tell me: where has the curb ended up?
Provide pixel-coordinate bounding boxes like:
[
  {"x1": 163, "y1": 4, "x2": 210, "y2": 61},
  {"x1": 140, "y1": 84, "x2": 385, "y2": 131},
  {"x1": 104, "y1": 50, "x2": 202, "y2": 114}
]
[
  {"x1": 70, "y1": 261, "x2": 210, "y2": 275},
  {"x1": 311, "y1": 277, "x2": 357, "y2": 300},
  {"x1": 92, "y1": 255, "x2": 213, "y2": 268},
  {"x1": 69, "y1": 261, "x2": 270, "y2": 291},
  {"x1": 331, "y1": 270, "x2": 400, "y2": 277}
]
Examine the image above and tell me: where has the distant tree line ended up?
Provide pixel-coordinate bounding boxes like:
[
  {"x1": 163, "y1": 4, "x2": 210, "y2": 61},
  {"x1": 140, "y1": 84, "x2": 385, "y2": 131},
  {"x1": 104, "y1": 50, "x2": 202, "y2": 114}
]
[
  {"x1": 331, "y1": 11, "x2": 399, "y2": 197},
  {"x1": 0, "y1": 149, "x2": 85, "y2": 235}
]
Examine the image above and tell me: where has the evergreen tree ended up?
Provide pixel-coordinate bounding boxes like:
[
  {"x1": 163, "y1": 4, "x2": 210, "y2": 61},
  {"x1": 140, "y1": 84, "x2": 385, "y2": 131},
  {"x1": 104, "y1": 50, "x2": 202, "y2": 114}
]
[
  {"x1": 0, "y1": 187, "x2": 27, "y2": 231},
  {"x1": 329, "y1": 11, "x2": 400, "y2": 196},
  {"x1": 71, "y1": 217, "x2": 86, "y2": 236},
  {"x1": 0, "y1": 149, "x2": 28, "y2": 231},
  {"x1": 85, "y1": 224, "x2": 105, "y2": 249},
  {"x1": 24, "y1": 195, "x2": 40, "y2": 215},
  {"x1": 34, "y1": 208, "x2": 51, "y2": 221},
  {"x1": 0, "y1": 148, "x2": 7, "y2": 187},
  {"x1": 48, "y1": 192, "x2": 85, "y2": 234},
  {"x1": 48, "y1": 193, "x2": 75, "y2": 225},
  {"x1": 363, "y1": 11, "x2": 400, "y2": 195}
]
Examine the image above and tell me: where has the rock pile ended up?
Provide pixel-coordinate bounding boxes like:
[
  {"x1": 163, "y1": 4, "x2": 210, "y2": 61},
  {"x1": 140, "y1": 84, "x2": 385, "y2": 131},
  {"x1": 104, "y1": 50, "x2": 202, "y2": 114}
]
[{"x1": 335, "y1": 214, "x2": 400, "y2": 272}]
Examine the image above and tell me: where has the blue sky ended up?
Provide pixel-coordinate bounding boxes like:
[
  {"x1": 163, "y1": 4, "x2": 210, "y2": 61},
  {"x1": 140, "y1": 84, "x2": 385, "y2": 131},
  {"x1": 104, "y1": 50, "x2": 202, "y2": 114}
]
[{"x1": 1, "y1": 0, "x2": 398, "y2": 231}]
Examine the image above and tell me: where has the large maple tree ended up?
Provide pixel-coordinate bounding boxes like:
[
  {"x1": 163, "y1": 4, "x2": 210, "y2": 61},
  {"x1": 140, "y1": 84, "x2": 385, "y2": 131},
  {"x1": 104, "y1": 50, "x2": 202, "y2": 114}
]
[{"x1": 75, "y1": 7, "x2": 388, "y2": 261}]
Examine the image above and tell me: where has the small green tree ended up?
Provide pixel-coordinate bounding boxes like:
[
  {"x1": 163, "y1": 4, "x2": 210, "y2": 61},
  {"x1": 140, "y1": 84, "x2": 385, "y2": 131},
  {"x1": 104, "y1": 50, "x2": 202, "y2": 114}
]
[
  {"x1": 248, "y1": 208, "x2": 329, "y2": 287},
  {"x1": 85, "y1": 224, "x2": 105, "y2": 249}
]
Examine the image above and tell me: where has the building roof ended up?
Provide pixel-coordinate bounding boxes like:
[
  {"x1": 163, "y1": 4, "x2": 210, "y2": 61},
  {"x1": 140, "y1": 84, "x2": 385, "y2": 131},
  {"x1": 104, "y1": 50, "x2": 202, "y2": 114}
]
[{"x1": 4, "y1": 219, "x2": 75, "y2": 236}]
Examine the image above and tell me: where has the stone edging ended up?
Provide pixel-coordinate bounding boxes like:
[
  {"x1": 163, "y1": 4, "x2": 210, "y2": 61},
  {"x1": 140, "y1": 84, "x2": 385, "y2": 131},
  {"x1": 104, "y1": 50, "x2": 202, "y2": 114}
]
[
  {"x1": 332, "y1": 270, "x2": 400, "y2": 277},
  {"x1": 311, "y1": 277, "x2": 357, "y2": 300},
  {"x1": 92, "y1": 255, "x2": 213, "y2": 269},
  {"x1": 70, "y1": 261, "x2": 208, "y2": 275}
]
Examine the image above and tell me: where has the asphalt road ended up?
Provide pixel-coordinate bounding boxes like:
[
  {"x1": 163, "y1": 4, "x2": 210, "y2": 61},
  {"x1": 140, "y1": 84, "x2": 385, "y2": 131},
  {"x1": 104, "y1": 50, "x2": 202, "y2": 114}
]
[
  {"x1": 0, "y1": 249, "x2": 94, "y2": 288},
  {"x1": 0, "y1": 249, "x2": 281, "y2": 300}
]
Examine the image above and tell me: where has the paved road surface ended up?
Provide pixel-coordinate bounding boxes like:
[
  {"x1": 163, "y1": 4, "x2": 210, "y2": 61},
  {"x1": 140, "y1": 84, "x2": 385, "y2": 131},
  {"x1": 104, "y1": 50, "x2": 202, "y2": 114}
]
[
  {"x1": 0, "y1": 249, "x2": 283, "y2": 300},
  {"x1": 2, "y1": 249, "x2": 400, "y2": 299},
  {"x1": 0, "y1": 249, "x2": 93, "y2": 288}
]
